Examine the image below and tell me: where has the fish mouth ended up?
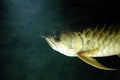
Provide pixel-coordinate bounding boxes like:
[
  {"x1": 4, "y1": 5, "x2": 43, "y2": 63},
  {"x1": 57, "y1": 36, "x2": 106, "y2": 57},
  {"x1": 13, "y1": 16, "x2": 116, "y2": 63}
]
[
  {"x1": 44, "y1": 35, "x2": 60, "y2": 51},
  {"x1": 43, "y1": 31, "x2": 64, "y2": 52}
]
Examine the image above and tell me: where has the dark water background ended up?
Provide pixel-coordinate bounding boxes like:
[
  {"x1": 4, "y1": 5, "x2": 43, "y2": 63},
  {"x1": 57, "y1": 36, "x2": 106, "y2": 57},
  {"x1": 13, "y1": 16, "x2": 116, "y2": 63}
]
[{"x1": 0, "y1": 0, "x2": 120, "y2": 80}]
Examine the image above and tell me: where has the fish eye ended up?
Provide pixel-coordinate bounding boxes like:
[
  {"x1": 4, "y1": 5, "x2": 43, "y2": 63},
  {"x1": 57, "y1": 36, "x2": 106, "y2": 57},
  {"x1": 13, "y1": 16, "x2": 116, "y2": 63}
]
[
  {"x1": 54, "y1": 37, "x2": 60, "y2": 42},
  {"x1": 53, "y1": 31, "x2": 61, "y2": 42}
]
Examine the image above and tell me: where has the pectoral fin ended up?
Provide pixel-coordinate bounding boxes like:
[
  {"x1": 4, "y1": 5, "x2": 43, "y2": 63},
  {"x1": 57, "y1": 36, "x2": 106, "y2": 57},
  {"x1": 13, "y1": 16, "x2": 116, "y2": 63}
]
[
  {"x1": 118, "y1": 54, "x2": 120, "y2": 58},
  {"x1": 77, "y1": 52, "x2": 116, "y2": 70}
]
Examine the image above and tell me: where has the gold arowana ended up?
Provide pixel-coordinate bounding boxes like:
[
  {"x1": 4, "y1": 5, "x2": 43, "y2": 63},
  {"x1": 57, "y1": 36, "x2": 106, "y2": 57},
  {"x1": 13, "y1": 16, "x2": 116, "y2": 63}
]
[{"x1": 44, "y1": 25, "x2": 120, "y2": 70}]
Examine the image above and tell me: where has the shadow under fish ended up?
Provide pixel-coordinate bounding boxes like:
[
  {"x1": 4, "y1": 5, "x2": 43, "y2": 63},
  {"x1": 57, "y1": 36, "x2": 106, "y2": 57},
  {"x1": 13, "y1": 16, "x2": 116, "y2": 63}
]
[{"x1": 44, "y1": 25, "x2": 120, "y2": 70}]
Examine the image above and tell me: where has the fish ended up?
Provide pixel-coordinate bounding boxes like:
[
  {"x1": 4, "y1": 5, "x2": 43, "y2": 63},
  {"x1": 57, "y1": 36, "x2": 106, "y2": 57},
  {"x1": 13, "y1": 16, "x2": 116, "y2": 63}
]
[{"x1": 44, "y1": 25, "x2": 120, "y2": 70}]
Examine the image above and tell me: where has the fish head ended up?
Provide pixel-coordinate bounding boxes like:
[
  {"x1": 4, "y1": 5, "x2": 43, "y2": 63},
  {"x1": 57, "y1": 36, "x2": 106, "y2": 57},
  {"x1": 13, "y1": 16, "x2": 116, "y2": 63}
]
[{"x1": 44, "y1": 31, "x2": 83, "y2": 57}]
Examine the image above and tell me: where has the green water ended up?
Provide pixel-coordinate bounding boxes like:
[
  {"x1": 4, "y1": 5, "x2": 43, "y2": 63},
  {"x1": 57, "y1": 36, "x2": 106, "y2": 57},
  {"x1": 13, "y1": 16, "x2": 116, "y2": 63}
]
[{"x1": 0, "y1": 0, "x2": 120, "y2": 80}]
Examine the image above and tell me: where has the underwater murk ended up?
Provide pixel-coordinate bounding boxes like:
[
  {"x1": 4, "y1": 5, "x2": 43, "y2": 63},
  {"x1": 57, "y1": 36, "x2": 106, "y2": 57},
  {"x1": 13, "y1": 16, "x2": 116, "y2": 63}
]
[{"x1": 44, "y1": 24, "x2": 120, "y2": 70}]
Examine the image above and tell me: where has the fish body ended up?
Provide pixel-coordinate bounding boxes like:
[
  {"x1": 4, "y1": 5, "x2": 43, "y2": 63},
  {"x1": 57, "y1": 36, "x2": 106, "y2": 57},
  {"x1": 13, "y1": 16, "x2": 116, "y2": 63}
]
[{"x1": 44, "y1": 25, "x2": 120, "y2": 70}]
